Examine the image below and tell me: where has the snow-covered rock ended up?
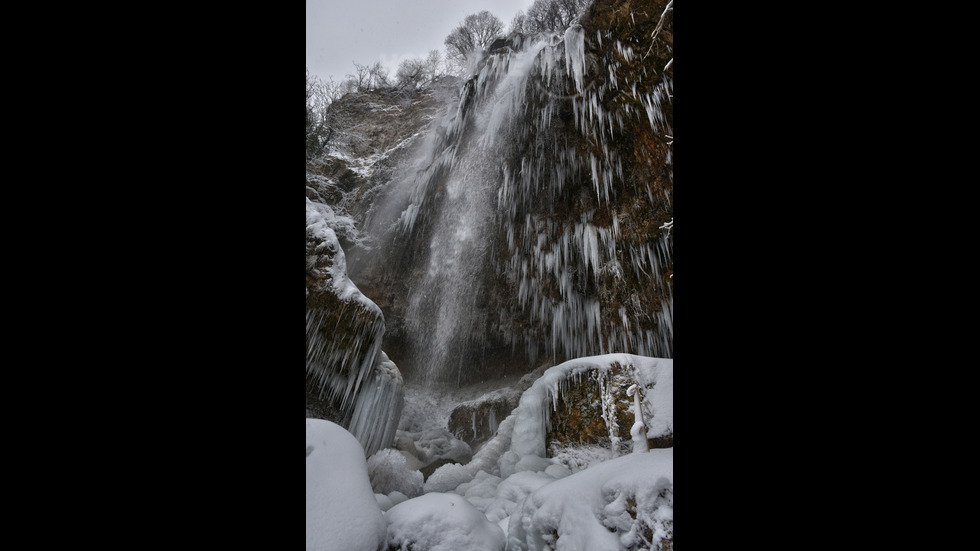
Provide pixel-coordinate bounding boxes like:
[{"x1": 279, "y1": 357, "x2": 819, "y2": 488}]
[{"x1": 306, "y1": 419, "x2": 386, "y2": 551}]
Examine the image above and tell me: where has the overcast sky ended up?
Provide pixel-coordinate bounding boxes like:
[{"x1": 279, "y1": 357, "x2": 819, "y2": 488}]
[{"x1": 307, "y1": 0, "x2": 535, "y2": 83}]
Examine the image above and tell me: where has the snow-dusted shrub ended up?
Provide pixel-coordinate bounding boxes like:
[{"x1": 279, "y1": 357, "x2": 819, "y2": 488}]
[
  {"x1": 386, "y1": 492, "x2": 506, "y2": 551},
  {"x1": 423, "y1": 462, "x2": 474, "y2": 493},
  {"x1": 366, "y1": 448, "x2": 424, "y2": 498}
]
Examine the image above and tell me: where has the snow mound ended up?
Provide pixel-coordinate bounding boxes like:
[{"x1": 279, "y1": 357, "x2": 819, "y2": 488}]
[
  {"x1": 385, "y1": 492, "x2": 506, "y2": 551},
  {"x1": 367, "y1": 447, "x2": 424, "y2": 498},
  {"x1": 423, "y1": 462, "x2": 473, "y2": 493},
  {"x1": 508, "y1": 448, "x2": 674, "y2": 551},
  {"x1": 306, "y1": 419, "x2": 386, "y2": 551}
]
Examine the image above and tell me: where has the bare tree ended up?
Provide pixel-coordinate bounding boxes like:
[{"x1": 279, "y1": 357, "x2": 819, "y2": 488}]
[
  {"x1": 346, "y1": 62, "x2": 371, "y2": 91},
  {"x1": 343, "y1": 60, "x2": 392, "y2": 92},
  {"x1": 444, "y1": 11, "x2": 504, "y2": 75},
  {"x1": 510, "y1": 10, "x2": 530, "y2": 34},
  {"x1": 513, "y1": 0, "x2": 591, "y2": 34},
  {"x1": 367, "y1": 60, "x2": 391, "y2": 89},
  {"x1": 307, "y1": 69, "x2": 334, "y2": 158},
  {"x1": 395, "y1": 50, "x2": 444, "y2": 91},
  {"x1": 395, "y1": 58, "x2": 428, "y2": 90}
]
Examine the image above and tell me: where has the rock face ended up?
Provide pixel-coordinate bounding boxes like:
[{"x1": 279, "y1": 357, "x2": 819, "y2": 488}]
[
  {"x1": 306, "y1": 78, "x2": 462, "y2": 226},
  {"x1": 448, "y1": 394, "x2": 517, "y2": 451}
]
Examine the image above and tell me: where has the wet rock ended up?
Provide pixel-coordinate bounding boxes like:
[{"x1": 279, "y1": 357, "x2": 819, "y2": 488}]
[
  {"x1": 448, "y1": 394, "x2": 518, "y2": 450},
  {"x1": 447, "y1": 364, "x2": 551, "y2": 451}
]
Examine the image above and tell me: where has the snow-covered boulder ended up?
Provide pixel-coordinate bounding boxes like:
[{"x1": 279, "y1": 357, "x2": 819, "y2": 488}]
[
  {"x1": 385, "y1": 492, "x2": 506, "y2": 551},
  {"x1": 507, "y1": 449, "x2": 674, "y2": 551},
  {"x1": 306, "y1": 419, "x2": 386, "y2": 551}
]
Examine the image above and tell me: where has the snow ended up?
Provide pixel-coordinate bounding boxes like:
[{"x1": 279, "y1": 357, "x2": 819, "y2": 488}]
[
  {"x1": 424, "y1": 462, "x2": 475, "y2": 493},
  {"x1": 385, "y1": 492, "x2": 507, "y2": 551},
  {"x1": 507, "y1": 449, "x2": 674, "y2": 551},
  {"x1": 308, "y1": 354, "x2": 673, "y2": 550},
  {"x1": 306, "y1": 419, "x2": 386, "y2": 551}
]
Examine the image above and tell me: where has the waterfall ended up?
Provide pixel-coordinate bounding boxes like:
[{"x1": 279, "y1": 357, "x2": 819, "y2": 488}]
[{"x1": 350, "y1": 16, "x2": 673, "y2": 384}]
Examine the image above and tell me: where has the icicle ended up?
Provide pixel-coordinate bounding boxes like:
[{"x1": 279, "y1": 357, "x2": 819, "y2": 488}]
[
  {"x1": 564, "y1": 24, "x2": 586, "y2": 96},
  {"x1": 347, "y1": 351, "x2": 404, "y2": 456}
]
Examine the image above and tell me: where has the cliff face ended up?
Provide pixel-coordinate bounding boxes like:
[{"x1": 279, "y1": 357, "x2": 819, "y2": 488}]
[
  {"x1": 312, "y1": 0, "x2": 673, "y2": 386},
  {"x1": 306, "y1": 78, "x2": 462, "y2": 231},
  {"x1": 485, "y1": 0, "x2": 675, "y2": 370}
]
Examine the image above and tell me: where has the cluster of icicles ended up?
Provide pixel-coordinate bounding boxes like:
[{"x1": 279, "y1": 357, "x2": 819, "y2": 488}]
[{"x1": 496, "y1": 26, "x2": 673, "y2": 364}]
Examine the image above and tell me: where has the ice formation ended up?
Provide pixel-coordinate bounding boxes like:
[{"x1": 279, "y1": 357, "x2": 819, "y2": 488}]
[{"x1": 349, "y1": 352, "x2": 405, "y2": 456}]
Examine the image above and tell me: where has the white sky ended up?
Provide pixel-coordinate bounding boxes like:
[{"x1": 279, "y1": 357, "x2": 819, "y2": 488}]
[{"x1": 306, "y1": 0, "x2": 536, "y2": 82}]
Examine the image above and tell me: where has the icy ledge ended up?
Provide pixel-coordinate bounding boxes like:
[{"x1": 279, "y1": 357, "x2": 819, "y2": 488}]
[{"x1": 467, "y1": 354, "x2": 673, "y2": 478}]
